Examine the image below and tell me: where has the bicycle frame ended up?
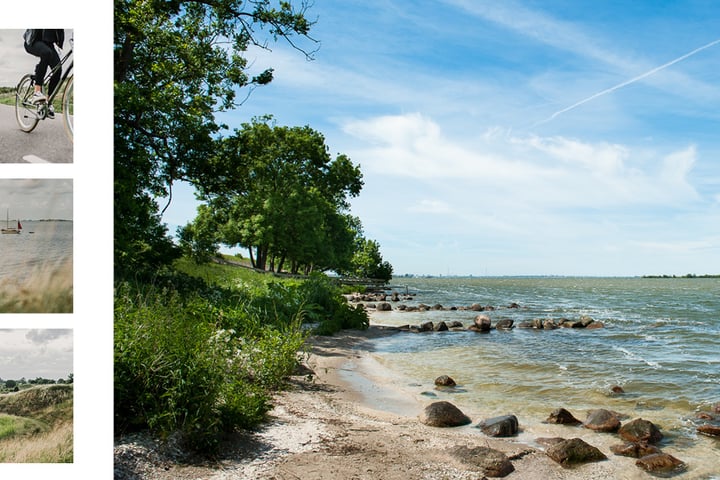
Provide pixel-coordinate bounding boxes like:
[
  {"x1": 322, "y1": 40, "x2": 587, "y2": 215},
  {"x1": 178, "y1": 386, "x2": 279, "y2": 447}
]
[
  {"x1": 15, "y1": 40, "x2": 74, "y2": 141},
  {"x1": 40, "y1": 45, "x2": 73, "y2": 103}
]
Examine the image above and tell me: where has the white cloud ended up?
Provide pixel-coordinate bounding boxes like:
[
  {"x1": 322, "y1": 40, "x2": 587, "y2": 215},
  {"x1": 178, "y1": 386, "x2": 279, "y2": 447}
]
[{"x1": 343, "y1": 112, "x2": 699, "y2": 209}]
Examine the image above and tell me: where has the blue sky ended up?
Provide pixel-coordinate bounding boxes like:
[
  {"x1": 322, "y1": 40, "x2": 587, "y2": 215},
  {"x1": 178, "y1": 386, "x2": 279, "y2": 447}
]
[{"x1": 161, "y1": 0, "x2": 720, "y2": 276}]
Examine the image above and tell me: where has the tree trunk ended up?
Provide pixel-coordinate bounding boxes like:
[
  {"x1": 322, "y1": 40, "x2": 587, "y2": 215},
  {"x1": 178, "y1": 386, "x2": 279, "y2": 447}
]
[{"x1": 248, "y1": 247, "x2": 256, "y2": 268}]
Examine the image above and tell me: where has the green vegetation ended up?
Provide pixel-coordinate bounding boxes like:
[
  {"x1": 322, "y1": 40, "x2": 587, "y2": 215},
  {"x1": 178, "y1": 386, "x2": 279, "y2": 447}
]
[
  {"x1": 115, "y1": 262, "x2": 368, "y2": 452},
  {"x1": 0, "y1": 384, "x2": 73, "y2": 462},
  {"x1": 0, "y1": 87, "x2": 13, "y2": 106}
]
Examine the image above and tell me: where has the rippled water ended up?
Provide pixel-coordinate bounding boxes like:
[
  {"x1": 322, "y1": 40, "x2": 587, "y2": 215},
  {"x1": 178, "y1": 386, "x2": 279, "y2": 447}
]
[
  {"x1": 361, "y1": 277, "x2": 720, "y2": 477},
  {"x1": 0, "y1": 220, "x2": 72, "y2": 283}
]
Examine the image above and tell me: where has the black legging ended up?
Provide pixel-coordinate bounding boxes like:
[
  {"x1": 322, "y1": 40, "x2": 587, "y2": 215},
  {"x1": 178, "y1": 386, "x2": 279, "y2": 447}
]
[{"x1": 24, "y1": 40, "x2": 61, "y2": 97}]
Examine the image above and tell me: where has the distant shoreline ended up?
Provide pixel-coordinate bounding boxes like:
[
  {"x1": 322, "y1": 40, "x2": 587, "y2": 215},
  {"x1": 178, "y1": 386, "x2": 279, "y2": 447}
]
[{"x1": 18, "y1": 219, "x2": 73, "y2": 222}]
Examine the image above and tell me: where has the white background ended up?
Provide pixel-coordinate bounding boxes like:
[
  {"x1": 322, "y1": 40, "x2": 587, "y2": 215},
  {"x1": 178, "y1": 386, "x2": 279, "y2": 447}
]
[{"x1": 0, "y1": 1, "x2": 113, "y2": 477}]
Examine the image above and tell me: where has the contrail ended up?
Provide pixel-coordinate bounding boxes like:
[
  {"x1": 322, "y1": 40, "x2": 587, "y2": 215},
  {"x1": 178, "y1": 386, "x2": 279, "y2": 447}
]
[{"x1": 536, "y1": 38, "x2": 720, "y2": 126}]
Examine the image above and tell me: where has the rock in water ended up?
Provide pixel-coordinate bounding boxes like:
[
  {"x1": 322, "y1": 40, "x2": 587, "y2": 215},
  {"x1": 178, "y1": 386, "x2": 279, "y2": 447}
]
[
  {"x1": 476, "y1": 415, "x2": 519, "y2": 437},
  {"x1": 434, "y1": 375, "x2": 456, "y2": 387},
  {"x1": 545, "y1": 408, "x2": 582, "y2": 425},
  {"x1": 610, "y1": 442, "x2": 661, "y2": 458},
  {"x1": 618, "y1": 418, "x2": 663, "y2": 444},
  {"x1": 546, "y1": 438, "x2": 607, "y2": 467},
  {"x1": 584, "y1": 409, "x2": 621, "y2": 432},
  {"x1": 636, "y1": 453, "x2": 686, "y2": 475}
]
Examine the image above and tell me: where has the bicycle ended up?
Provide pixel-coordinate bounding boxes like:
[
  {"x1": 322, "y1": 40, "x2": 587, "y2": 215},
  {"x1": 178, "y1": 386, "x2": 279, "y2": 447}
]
[{"x1": 15, "y1": 39, "x2": 74, "y2": 142}]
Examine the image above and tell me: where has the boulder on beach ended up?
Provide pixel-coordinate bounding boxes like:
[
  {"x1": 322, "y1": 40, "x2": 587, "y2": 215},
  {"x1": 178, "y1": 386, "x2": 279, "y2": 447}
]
[
  {"x1": 545, "y1": 438, "x2": 607, "y2": 467},
  {"x1": 610, "y1": 442, "x2": 661, "y2": 458},
  {"x1": 584, "y1": 409, "x2": 621, "y2": 432},
  {"x1": 635, "y1": 453, "x2": 686, "y2": 475},
  {"x1": 476, "y1": 415, "x2": 519, "y2": 437},
  {"x1": 448, "y1": 445, "x2": 515, "y2": 477},
  {"x1": 376, "y1": 302, "x2": 392, "y2": 311},
  {"x1": 697, "y1": 424, "x2": 720, "y2": 437},
  {"x1": 419, "y1": 401, "x2": 471, "y2": 427},
  {"x1": 545, "y1": 408, "x2": 582, "y2": 425},
  {"x1": 618, "y1": 418, "x2": 663, "y2": 444}
]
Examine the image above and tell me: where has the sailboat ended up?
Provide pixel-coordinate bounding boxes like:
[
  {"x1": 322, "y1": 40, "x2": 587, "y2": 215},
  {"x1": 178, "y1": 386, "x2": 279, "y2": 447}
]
[{"x1": 1, "y1": 210, "x2": 21, "y2": 234}]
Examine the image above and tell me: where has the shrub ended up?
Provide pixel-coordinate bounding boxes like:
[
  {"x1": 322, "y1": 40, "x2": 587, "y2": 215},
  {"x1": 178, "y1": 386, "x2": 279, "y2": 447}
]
[
  {"x1": 114, "y1": 279, "x2": 307, "y2": 452},
  {"x1": 297, "y1": 273, "x2": 369, "y2": 334}
]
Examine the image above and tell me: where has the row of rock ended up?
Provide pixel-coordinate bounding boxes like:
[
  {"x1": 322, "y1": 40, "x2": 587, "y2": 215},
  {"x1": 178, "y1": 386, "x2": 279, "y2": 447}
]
[
  {"x1": 391, "y1": 314, "x2": 604, "y2": 334},
  {"x1": 418, "y1": 376, "x2": 690, "y2": 477}
]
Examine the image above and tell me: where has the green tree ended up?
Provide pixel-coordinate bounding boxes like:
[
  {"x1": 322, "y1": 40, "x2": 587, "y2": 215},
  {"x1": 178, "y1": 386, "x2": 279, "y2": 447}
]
[
  {"x1": 199, "y1": 118, "x2": 364, "y2": 272},
  {"x1": 114, "y1": 0, "x2": 316, "y2": 277},
  {"x1": 349, "y1": 238, "x2": 393, "y2": 282}
]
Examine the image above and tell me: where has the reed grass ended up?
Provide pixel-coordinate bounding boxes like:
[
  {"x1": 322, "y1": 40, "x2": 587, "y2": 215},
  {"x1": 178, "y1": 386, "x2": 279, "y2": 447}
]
[{"x1": 0, "y1": 260, "x2": 72, "y2": 313}]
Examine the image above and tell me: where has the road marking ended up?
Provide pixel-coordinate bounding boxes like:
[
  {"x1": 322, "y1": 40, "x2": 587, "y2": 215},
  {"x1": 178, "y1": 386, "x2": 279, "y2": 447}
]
[{"x1": 22, "y1": 155, "x2": 50, "y2": 163}]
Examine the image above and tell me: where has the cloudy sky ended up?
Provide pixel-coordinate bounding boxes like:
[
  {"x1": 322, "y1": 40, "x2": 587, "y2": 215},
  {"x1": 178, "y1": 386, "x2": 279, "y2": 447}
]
[
  {"x1": 160, "y1": 0, "x2": 720, "y2": 277},
  {"x1": 0, "y1": 329, "x2": 73, "y2": 380},
  {"x1": 0, "y1": 179, "x2": 72, "y2": 220}
]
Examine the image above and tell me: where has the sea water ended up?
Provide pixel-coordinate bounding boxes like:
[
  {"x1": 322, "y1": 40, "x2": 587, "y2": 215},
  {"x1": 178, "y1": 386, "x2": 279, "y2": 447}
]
[
  {"x1": 359, "y1": 277, "x2": 720, "y2": 478},
  {"x1": 0, "y1": 220, "x2": 72, "y2": 284}
]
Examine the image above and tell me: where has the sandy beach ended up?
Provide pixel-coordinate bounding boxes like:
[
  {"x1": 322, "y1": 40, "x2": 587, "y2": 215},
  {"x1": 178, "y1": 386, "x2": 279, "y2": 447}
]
[{"x1": 113, "y1": 319, "x2": 687, "y2": 480}]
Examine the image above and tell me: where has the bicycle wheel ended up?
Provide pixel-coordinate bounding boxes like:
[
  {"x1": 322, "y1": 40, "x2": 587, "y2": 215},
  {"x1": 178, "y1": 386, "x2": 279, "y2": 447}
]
[
  {"x1": 62, "y1": 75, "x2": 73, "y2": 142},
  {"x1": 15, "y1": 74, "x2": 40, "y2": 132}
]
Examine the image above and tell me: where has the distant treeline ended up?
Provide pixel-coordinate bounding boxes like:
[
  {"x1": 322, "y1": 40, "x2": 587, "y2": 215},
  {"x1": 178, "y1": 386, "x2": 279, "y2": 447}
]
[
  {"x1": 23, "y1": 219, "x2": 72, "y2": 222},
  {"x1": 1, "y1": 375, "x2": 73, "y2": 392},
  {"x1": 642, "y1": 274, "x2": 720, "y2": 278}
]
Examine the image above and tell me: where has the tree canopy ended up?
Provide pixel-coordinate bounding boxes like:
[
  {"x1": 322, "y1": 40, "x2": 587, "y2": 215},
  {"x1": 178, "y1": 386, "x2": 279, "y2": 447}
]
[
  {"x1": 114, "y1": 0, "x2": 317, "y2": 276},
  {"x1": 182, "y1": 117, "x2": 364, "y2": 274}
]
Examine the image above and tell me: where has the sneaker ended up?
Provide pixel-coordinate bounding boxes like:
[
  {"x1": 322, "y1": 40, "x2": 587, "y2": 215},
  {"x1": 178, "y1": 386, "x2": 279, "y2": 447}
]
[
  {"x1": 47, "y1": 104, "x2": 55, "y2": 119},
  {"x1": 32, "y1": 91, "x2": 47, "y2": 104}
]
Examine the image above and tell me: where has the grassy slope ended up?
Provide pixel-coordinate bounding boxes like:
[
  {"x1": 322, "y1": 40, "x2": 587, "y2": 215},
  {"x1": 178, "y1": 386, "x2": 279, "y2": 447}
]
[{"x1": 0, "y1": 384, "x2": 73, "y2": 462}]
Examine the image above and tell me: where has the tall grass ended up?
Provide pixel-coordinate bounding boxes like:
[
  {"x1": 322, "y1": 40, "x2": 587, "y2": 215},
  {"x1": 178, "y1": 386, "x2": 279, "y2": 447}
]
[
  {"x1": 0, "y1": 260, "x2": 72, "y2": 313},
  {"x1": 0, "y1": 420, "x2": 72, "y2": 463},
  {"x1": 114, "y1": 275, "x2": 308, "y2": 452}
]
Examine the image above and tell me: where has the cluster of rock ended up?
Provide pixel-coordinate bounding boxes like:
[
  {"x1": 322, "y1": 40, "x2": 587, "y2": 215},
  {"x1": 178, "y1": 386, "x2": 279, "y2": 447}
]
[
  {"x1": 417, "y1": 375, "x2": 689, "y2": 477},
  {"x1": 345, "y1": 291, "x2": 521, "y2": 313},
  {"x1": 695, "y1": 402, "x2": 720, "y2": 438},
  {"x1": 388, "y1": 313, "x2": 603, "y2": 334}
]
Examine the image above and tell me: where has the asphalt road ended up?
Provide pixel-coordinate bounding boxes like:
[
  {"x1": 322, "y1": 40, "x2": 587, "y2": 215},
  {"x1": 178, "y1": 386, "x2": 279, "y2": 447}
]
[{"x1": 0, "y1": 104, "x2": 73, "y2": 163}]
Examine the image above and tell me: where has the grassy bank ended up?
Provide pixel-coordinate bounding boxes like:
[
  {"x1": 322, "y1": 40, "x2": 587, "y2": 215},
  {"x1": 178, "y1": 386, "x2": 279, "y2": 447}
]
[
  {"x1": 0, "y1": 384, "x2": 73, "y2": 463},
  {"x1": 115, "y1": 257, "x2": 368, "y2": 452}
]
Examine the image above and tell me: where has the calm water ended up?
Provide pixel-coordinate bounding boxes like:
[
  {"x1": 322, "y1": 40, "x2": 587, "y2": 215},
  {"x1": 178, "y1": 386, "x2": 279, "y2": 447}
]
[
  {"x1": 0, "y1": 220, "x2": 73, "y2": 283},
  {"x1": 360, "y1": 277, "x2": 720, "y2": 477}
]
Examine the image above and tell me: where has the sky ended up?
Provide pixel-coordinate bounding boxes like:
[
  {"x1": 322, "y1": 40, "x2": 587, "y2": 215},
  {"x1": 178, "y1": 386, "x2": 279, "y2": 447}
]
[
  {"x1": 0, "y1": 329, "x2": 73, "y2": 380},
  {"x1": 159, "y1": 0, "x2": 720, "y2": 277},
  {"x1": 0, "y1": 179, "x2": 72, "y2": 220}
]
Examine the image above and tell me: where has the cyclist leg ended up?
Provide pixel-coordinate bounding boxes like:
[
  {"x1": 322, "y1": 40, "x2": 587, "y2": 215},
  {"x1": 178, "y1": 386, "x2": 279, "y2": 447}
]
[{"x1": 24, "y1": 41, "x2": 59, "y2": 101}]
